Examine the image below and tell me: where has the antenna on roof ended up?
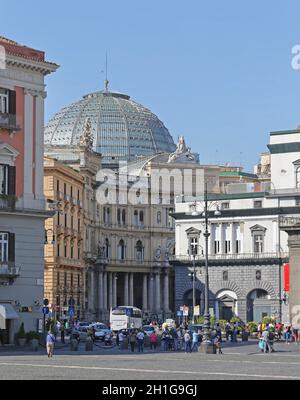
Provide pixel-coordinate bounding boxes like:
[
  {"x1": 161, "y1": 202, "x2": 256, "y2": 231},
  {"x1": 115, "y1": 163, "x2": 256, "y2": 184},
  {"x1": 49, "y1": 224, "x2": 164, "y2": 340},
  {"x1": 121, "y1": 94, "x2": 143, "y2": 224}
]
[{"x1": 104, "y1": 51, "x2": 109, "y2": 92}]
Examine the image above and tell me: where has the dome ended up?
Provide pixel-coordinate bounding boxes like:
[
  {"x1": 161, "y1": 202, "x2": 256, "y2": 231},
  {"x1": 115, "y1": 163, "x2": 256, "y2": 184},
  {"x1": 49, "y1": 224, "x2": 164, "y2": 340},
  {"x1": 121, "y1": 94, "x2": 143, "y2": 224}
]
[{"x1": 44, "y1": 90, "x2": 176, "y2": 164}]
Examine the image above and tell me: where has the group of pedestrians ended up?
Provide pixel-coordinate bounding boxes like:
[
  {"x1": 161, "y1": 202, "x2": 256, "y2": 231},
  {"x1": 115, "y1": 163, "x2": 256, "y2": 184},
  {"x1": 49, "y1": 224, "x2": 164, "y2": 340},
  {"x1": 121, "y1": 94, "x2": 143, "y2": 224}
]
[{"x1": 117, "y1": 329, "x2": 148, "y2": 353}]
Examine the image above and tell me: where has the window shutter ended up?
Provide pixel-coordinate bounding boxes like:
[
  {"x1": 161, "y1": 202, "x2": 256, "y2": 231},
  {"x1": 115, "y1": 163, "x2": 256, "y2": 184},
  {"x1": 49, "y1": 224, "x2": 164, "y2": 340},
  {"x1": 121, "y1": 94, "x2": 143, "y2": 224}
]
[
  {"x1": 8, "y1": 233, "x2": 15, "y2": 263},
  {"x1": 9, "y1": 90, "x2": 16, "y2": 115},
  {"x1": 8, "y1": 166, "x2": 16, "y2": 195}
]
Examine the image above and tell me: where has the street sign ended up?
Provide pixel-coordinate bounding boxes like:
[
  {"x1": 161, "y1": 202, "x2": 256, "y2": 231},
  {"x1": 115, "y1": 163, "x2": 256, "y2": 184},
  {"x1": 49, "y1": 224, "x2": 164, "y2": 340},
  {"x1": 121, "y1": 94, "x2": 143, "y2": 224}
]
[
  {"x1": 194, "y1": 305, "x2": 200, "y2": 316},
  {"x1": 42, "y1": 306, "x2": 49, "y2": 315}
]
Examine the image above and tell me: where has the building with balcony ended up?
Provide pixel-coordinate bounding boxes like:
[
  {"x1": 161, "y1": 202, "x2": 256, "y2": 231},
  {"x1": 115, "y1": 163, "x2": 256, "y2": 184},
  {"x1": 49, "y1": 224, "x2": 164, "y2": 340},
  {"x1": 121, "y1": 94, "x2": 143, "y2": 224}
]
[
  {"x1": 171, "y1": 127, "x2": 300, "y2": 324},
  {"x1": 0, "y1": 36, "x2": 58, "y2": 344},
  {"x1": 44, "y1": 157, "x2": 85, "y2": 320}
]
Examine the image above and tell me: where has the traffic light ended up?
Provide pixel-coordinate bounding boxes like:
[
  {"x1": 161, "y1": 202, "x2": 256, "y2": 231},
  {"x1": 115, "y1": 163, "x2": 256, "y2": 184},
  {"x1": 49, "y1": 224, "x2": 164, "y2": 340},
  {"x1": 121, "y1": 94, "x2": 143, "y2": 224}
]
[{"x1": 43, "y1": 298, "x2": 49, "y2": 306}]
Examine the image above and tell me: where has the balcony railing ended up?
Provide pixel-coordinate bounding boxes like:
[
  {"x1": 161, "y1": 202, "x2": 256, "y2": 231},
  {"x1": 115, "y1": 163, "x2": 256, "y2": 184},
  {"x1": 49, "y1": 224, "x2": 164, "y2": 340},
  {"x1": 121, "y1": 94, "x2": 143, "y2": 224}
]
[
  {"x1": 0, "y1": 262, "x2": 21, "y2": 277},
  {"x1": 170, "y1": 252, "x2": 289, "y2": 262},
  {"x1": 0, "y1": 113, "x2": 17, "y2": 131},
  {"x1": 0, "y1": 195, "x2": 17, "y2": 211}
]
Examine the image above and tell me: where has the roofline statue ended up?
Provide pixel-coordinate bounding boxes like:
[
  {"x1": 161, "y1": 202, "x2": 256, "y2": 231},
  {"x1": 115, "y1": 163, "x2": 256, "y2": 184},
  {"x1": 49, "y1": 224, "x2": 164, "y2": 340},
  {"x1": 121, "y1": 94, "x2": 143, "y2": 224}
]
[
  {"x1": 168, "y1": 135, "x2": 195, "y2": 163},
  {"x1": 79, "y1": 117, "x2": 93, "y2": 151}
]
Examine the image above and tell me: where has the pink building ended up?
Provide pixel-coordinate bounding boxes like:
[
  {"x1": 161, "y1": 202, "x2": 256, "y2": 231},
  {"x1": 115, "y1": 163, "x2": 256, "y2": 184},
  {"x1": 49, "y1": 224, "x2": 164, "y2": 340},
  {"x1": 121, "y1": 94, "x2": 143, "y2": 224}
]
[{"x1": 0, "y1": 36, "x2": 58, "y2": 343}]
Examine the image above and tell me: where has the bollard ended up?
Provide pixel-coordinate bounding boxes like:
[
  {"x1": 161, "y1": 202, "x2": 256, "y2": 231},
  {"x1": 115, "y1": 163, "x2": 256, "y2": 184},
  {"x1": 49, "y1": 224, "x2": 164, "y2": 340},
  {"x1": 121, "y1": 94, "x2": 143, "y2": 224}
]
[
  {"x1": 30, "y1": 339, "x2": 39, "y2": 352},
  {"x1": 70, "y1": 339, "x2": 79, "y2": 351},
  {"x1": 85, "y1": 337, "x2": 93, "y2": 351}
]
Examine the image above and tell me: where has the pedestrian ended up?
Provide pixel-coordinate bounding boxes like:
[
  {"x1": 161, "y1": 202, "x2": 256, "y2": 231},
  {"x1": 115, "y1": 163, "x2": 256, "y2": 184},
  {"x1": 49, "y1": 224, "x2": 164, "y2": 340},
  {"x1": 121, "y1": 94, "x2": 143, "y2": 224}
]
[
  {"x1": 191, "y1": 330, "x2": 199, "y2": 352},
  {"x1": 214, "y1": 335, "x2": 223, "y2": 354},
  {"x1": 149, "y1": 331, "x2": 158, "y2": 351},
  {"x1": 184, "y1": 330, "x2": 192, "y2": 353},
  {"x1": 177, "y1": 327, "x2": 183, "y2": 350},
  {"x1": 285, "y1": 326, "x2": 292, "y2": 344},
  {"x1": 261, "y1": 328, "x2": 270, "y2": 353},
  {"x1": 129, "y1": 330, "x2": 136, "y2": 352},
  {"x1": 118, "y1": 330, "x2": 125, "y2": 350},
  {"x1": 292, "y1": 327, "x2": 299, "y2": 344},
  {"x1": 161, "y1": 329, "x2": 169, "y2": 352},
  {"x1": 60, "y1": 323, "x2": 65, "y2": 344},
  {"x1": 137, "y1": 330, "x2": 145, "y2": 353},
  {"x1": 225, "y1": 323, "x2": 231, "y2": 341},
  {"x1": 46, "y1": 331, "x2": 55, "y2": 358}
]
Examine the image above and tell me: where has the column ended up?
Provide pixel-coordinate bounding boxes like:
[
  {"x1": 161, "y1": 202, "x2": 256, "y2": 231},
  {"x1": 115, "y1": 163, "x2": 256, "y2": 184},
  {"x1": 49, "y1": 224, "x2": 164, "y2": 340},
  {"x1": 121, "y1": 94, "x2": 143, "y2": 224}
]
[
  {"x1": 24, "y1": 90, "x2": 34, "y2": 205},
  {"x1": 113, "y1": 273, "x2": 117, "y2": 308},
  {"x1": 143, "y1": 274, "x2": 148, "y2": 310},
  {"x1": 99, "y1": 271, "x2": 104, "y2": 311},
  {"x1": 155, "y1": 272, "x2": 161, "y2": 312},
  {"x1": 124, "y1": 273, "x2": 129, "y2": 305},
  {"x1": 229, "y1": 223, "x2": 234, "y2": 254},
  {"x1": 108, "y1": 272, "x2": 113, "y2": 309},
  {"x1": 35, "y1": 93, "x2": 46, "y2": 203},
  {"x1": 148, "y1": 274, "x2": 154, "y2": 312},
  {"x1": 129, "y1": 273, "x2": 134, "y2": 306},
  {"x1": 89, "y1": 268, "x2": 95, "y2": 313},
  {"x1": 163, "y1": 272, "x2": 170, "y2": 312},
  {"x1": 103, "y1": 272, "x2": 108, "y2": 310}
]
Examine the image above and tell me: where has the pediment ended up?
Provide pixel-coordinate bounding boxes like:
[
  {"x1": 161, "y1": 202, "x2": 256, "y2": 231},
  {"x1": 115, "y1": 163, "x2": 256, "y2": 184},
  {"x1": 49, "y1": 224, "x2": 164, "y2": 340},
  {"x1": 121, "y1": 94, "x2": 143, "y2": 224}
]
[
  {"x1": 0, "y1": 142, "x2": 19, "y2": 160},
  {"x1": 250, "y1": 224, "x2": 267, "y2": 232},
  {"x1": 185, "y1": 227, "x2": 201, "y2": 235}
]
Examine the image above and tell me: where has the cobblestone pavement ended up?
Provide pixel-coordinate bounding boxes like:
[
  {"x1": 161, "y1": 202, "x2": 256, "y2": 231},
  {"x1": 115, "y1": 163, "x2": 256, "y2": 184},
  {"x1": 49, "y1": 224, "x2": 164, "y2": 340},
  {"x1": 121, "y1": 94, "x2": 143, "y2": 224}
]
[{"x1": 1, "y1": 340, "x2": 300, "y2": 380}]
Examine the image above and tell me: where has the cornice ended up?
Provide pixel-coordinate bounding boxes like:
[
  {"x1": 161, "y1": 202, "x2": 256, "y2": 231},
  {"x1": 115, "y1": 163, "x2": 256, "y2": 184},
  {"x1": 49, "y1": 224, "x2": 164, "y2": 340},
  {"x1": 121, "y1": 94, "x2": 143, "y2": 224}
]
[{"x1": 6, "y1": 53, "x2": 59, "y2": 76}]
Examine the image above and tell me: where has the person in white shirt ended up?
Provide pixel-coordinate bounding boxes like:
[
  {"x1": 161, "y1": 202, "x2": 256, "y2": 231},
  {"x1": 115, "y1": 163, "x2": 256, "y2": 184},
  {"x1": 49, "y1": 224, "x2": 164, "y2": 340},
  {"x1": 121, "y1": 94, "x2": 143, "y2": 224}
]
[{"x1": 137, "y1": 330, "x2": 145, "y2": 353}]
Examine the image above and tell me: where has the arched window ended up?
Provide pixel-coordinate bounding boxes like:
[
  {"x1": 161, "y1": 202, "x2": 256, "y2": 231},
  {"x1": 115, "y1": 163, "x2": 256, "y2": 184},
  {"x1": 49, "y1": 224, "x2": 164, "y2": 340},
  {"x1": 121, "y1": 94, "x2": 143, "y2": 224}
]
[
  {"x1": 136, "y1": 240, "x2": 144, "y2": 262},
  {"x1": 122, "y1": 210, "x2": 126, "y2": 225},
  {"x1": 134, "y1": 210, "x2": 139, "y2": 226},
  {"x1": 117, "y1": 239, "x2": 126, "y2": 261},
  {"x1": 139, "y1": 211, "x2": 144, "y2": 226}
]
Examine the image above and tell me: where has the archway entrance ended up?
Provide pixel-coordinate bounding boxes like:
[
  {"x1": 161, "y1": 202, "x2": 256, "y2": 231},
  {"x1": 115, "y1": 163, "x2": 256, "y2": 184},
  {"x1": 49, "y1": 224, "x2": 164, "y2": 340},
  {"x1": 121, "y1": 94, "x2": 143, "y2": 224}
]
[
  {"x1": 247, "y1": 289, "x2": 271, "y2": 322},
  {"x1": 215, "y1": 290, "x2": 237, "y2": 321},
  {"x1": 182, "y1": 289, "x2": 203, "y2": 316}
]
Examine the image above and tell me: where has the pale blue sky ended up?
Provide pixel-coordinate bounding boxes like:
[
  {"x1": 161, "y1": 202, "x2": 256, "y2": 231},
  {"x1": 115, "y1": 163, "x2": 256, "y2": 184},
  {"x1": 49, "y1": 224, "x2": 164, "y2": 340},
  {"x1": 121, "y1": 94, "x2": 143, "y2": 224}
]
[{"x1": 2, "y1": 0, "x2": 300, "y2": 170}]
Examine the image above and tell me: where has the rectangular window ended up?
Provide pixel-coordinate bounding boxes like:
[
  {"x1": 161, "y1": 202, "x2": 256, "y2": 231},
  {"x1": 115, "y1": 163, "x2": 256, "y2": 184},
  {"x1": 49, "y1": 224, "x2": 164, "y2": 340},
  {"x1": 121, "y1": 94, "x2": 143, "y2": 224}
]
[
  {"x1": 214, "y1": 240, "x2": 220, "y2": 254},
  {"x1": 71, "y1": 216, "x2": 74, "y2": 229},
  {"x1": 70, "y1": 186, "x2": 73, "y2": 198},
  {"x1": 64, "y1": 272, "x2": 67, "y2": 286},
  {"x1": 70, "y1": 273, "x2": 73, "y2": 287},
  {"x1": 56, "y1": 180, "x2": 60, "y2": 192},
  {"x1": 223, "y1": 271, "x2": 228, "y2": 281},
  {"x1": 235, "y1": 240, "x2": 241, "y2": 254},
  {"x1": 256, "y1": 270, "x2": 262, "y2": 280},
  {"x1": 64, "y1": 213, "x2": 67, "y2": 227},
  {"x1": 57, "y1": 243, "x2": 60, "y2": 257},
  {"x1": 254, "y1": 234, "x2": 264, "y2": 253},
  {"x1": 57, "y1": 272, "x2": 60, "y2": 285},
  {"x1": 78, "y1": 245, "x2": 81, "y2": 259},
  {"x1": 189, "y1": 237, "x2": 198, "y2": 255},
  {"x1": 0, "y1": 164, "x2": 8, "y2": 195},
  {"x1": 71, "y1": 245, "x2": 74, "y2": 259},
  {"x1": 0, "y1": 232, "x2": 9, "y2": 262},
  {"x1": 77, "y1": 274, "x2": 80, "y2": 287},
  {"x1": 221, "y1": 202, "x2": 230, "y2": 210},
  {"x1": 254, "y1": 200, "x2": 263, "y2": 209},
  {"x1": 64, "y1": 183, "x2": 67, "y2": 195},
  {"x1": 57, "y1": 212, "x2": 60, "y2": 226},
  {"x1": 225, "y1": 240, "x2": 231, "y2": 254},
  {"x1": 0, "y1": 89, "x2": 9, "y2": 114},
  {"x1": 64, "y1": 243, "x2": 67, "y2": 258}
]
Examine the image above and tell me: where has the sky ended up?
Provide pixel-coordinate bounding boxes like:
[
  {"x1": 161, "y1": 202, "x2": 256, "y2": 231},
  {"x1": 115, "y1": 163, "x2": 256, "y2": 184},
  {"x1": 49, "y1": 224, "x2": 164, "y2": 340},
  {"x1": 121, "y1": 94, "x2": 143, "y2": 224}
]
[{"x1": 2, "y1": 0, "x2": 300, "y2": 171}]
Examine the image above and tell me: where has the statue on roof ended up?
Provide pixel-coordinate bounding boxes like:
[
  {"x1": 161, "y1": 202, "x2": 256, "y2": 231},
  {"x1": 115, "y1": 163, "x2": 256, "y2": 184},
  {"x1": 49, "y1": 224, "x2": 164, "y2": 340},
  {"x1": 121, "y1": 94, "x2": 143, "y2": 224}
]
[
  {"x1": 79, "y1": 118, "x2": 93, "y2": 151},
  {"x1": 168, "y1": 135, "x2": 195, "y2": 163}
]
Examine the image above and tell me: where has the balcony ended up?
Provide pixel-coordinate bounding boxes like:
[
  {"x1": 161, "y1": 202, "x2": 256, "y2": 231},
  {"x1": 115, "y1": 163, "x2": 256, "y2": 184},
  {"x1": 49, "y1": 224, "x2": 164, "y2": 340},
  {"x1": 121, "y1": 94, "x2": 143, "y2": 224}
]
[
  {"x1": 170, "y1": 252, "x2": 289, "y2": 266},
  {"x1": 0, "y1": 262, "x2": 21, "y2": 278},
  {"x1": 0, "y1": 113, "x2": 17, "y2": 131},
  {"x1": 0, "y1": 195, "x2": 17, "y2": 211}
]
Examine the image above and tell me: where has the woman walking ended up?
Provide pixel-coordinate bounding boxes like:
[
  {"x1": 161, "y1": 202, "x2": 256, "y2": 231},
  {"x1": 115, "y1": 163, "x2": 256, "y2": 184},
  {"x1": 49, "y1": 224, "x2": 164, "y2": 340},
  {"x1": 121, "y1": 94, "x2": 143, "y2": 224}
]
[{"x1": 46, "y1": 331, "x2": 56, "y2": 358}]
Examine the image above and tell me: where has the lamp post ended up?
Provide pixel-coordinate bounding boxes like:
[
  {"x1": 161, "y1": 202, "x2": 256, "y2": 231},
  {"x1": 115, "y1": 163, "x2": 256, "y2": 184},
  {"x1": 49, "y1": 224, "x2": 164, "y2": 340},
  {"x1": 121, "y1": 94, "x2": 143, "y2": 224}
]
[
  {"x1": 188, "y1": 248, "x2": 196, "y2": 324},
  {"x1": 190, "y1": 182, "x2": 220, "y2": 353}
]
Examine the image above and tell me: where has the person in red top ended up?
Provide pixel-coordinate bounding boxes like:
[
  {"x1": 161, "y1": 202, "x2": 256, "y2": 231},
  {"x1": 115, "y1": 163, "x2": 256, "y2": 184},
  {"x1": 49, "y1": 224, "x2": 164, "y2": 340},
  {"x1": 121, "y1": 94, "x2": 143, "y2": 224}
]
[{"x1": 149, "y1": 332, "x2": 158, "y2": 350}]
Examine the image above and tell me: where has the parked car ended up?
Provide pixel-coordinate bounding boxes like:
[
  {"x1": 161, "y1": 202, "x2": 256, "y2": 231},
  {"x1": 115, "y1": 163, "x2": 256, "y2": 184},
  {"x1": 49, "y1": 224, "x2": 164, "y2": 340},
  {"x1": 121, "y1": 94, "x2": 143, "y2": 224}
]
[
  {"x1": 71, "y1": 326, "x2": 89, "y2": 341},
  {"x1": 77, "y1": 321, "x2": 90, "y2": 328},
  {"x1": 90, "y1": 323, "x2": 111, "y2": 341}
]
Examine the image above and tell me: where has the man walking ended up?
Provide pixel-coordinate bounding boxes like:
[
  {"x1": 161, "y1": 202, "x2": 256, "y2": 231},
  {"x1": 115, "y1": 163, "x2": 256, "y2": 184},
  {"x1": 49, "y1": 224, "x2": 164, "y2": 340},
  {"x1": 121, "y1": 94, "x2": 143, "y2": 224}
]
[
  {"x1": 191, "y1": 330, "x2": 199, "y2": 352},
  {"x1": 184, "y1": 330, "x2": 192, "y2": 353},
  {"x1": 137, "y1": 330, "x2": 145, "y2": 353}
]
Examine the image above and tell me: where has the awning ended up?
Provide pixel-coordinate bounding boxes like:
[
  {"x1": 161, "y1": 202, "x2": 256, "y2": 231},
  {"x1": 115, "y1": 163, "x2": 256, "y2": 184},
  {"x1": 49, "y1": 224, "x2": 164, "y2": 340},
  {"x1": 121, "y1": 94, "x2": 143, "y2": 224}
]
[{"x1": 0, "y1": 304, "x2": 19, "y2": 329}]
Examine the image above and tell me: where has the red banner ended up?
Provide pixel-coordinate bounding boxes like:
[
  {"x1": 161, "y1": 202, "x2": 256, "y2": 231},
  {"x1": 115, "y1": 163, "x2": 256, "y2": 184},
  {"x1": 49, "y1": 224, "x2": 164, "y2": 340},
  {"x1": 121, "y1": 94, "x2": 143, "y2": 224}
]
[{"x1": 284, "y1": 263, "x2": 290, "y2": 292}]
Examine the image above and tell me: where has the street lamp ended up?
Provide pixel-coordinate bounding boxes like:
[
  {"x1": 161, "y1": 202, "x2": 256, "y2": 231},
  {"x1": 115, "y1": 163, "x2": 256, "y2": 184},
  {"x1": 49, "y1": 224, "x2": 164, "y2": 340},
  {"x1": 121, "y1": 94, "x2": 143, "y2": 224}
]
[
  {"x1": 188, "y1": 247, "x2": 196, "y2": 324},
  {"x1": 190, "y1": 182, "x2": 221, "y2": 354}
]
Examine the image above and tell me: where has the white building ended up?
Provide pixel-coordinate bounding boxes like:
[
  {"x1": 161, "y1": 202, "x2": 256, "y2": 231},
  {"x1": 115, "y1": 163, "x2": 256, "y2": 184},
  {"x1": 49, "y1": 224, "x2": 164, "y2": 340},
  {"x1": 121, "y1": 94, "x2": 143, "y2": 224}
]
[{"x1": 172, "y1": 127, "x2": 300, "y2": 323}]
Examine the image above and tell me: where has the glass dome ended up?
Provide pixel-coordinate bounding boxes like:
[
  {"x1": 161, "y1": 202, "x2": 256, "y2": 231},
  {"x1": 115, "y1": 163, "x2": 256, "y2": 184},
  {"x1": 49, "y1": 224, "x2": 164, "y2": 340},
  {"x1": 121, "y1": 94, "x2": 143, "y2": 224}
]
[{"x1": 44, "y1": 90, "x2": 176, "y2": 164}]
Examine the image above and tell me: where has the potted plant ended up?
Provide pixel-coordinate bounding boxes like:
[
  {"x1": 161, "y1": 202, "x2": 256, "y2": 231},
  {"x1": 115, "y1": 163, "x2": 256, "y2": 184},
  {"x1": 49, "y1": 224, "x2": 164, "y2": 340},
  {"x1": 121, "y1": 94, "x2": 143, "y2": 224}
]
[
  {"x1": 17, "y1": 323, "x2": 26, "y2": 346},
  {"x1": 26, "y1": 331, "x2": 40, "y2": 351}
]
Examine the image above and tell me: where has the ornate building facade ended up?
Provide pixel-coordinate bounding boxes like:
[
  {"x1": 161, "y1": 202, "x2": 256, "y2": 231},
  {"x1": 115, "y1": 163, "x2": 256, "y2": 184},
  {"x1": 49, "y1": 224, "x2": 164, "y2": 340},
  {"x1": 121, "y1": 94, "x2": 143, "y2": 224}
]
[{"x1": 0, "y1": 36, "x2": 58, "y2": 343}]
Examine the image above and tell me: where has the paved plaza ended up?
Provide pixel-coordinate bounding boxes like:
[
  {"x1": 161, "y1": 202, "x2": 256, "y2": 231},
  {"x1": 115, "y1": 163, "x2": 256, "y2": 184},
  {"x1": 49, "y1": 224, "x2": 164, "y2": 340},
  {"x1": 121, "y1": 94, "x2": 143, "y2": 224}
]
[{"x1": 1, "y1": 341, "x2": 300, "y2": 380}]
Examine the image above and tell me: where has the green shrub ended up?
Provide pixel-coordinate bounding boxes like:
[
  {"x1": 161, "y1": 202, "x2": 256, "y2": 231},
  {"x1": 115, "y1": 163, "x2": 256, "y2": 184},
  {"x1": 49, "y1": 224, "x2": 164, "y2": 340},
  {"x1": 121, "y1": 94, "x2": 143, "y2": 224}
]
[
  {"x1": 26, "y1": 331, "x2": 40, "y2": 342},
  {"x1": 262, "y1": 316, "x2": 275, "y2": 325},
  {"x1": 17, "y1": 323, "x2": 25, "y2": 339},
  {"x1": 230, "y1": 316, "x2": 242, "y2": 324},
  {"x1": 45, "y1": 318, "x2": 55, "y2": 333},
  {"x1": 247, "y1": 322, "x2": 258, "y2": 333}
]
